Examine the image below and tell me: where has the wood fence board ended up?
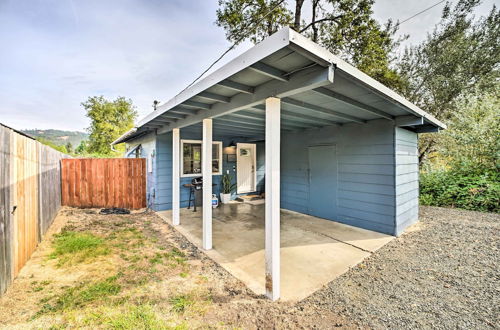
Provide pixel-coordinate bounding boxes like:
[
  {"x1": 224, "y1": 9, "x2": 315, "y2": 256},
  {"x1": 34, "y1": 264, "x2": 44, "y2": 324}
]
[
  {"x1": 0, "y1": 124, "x2": 65, "y2": 296},
  {"x1": 61, "y1": 158, "x2": 146, "y2": 209}
]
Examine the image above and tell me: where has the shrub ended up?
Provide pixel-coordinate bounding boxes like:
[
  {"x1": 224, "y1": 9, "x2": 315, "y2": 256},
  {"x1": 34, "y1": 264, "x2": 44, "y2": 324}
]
[{"x1": 420, "y1": 169, "x2": 500, "y2": 212}]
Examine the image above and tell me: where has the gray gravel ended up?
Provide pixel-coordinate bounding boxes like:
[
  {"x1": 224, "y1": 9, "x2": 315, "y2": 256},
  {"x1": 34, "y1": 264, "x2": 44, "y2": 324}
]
[{"x1": 302, "y1": 206, "x2": 500, "y2": 329}]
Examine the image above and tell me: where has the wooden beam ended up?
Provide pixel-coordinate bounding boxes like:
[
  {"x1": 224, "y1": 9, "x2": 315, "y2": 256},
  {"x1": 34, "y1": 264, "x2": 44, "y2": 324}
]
[
  {"x1": 313, "y1": 87, "x2": 394, "y2": 120},
  {"x1": 182, "y1": 100, "x2": 211, "y2": 110},
  {"x1": 160, "y1": 112, "x2": 186, "y2": 119},
  {"x1": 395, "y1": 115, "x2": 424, "y2": 127},
  {"x1": 172, "y1": 128, "x2": 180, "y2": 226},
  {"x1": 414, "y1": 125, "x2": 440, "y2": 133},
  {"x1": 217, "y1": 79, "x2": 255, "y2": 94},
  {"x1": 282, "y1": 97, "x2": 366, "y2": 124},
  {"x1": 202, "y1": 119, "x2": 212, "y2": 250},
  {"x1": 249, "y1": 62, "x2": 288, "y2": 82},
  {"x1": 169, "y1": 107, "x2": 199, "y2": 115},
  {"x1": 157, "y1": 66, "x2": 333, "y2": 135},
  {"x1": 265, "y1": 97, "x2": 280, "y2": 301},
  {"x1": 198, "y1": 91, "x2": 230, "y2": 103}
]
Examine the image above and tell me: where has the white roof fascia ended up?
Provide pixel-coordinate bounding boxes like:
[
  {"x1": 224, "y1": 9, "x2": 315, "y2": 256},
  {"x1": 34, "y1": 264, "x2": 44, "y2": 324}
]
[
  {"x1": 287, "y1": 29, "x2": 446, "y2": 129},
  {"x1": 138, "y1": 28, "x2": 293, "y2": 127}
]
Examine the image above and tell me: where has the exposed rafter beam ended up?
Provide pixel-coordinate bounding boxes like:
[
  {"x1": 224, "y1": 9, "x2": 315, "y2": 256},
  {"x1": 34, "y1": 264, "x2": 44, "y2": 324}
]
[
  {"x1": 169, "y1": 107, "x2": 199, "y2": 115},
  {"x1": 160, "y1": 112, "x2": 186, "y2": 119},
  {"x1": 282, "y1": 97, "x2": 366, "y2": 124},
  {"x1": 217, "y1": 79, "x2": 255, "y2": 94},
  {"x1": 157, "y1": 65, "x2": 334, "y2": 134},
  {"x1": 313, "y1": 87, "x2": 394, "y2": 120},
  {"x1": 213, "y1": 122, "x2": 266, "y2": 133},
  {"x1": 221, "y1": 115, "x2": 309, "y2": 130},
  {"x1": 181, "y1": 100, "x2": 211, "y2": 110},
  {"x1": 395, "y1": 115, "x2": 424, "y2": 127},
  {"x1": 153, "y1": 117, "x2": 177, "y2": 123},
  {"x1": 197, "y1": 91, "x2": 230, "y2": 103},
  {"x1": 414, "y1": 125, "x2": 439, "y2": 133},
  {"x1": 249, "y1": 62, "x2": 288, "y2": 82},
  {"x1": 249, "y1": 105, "x2": 339, "y2": 126}
]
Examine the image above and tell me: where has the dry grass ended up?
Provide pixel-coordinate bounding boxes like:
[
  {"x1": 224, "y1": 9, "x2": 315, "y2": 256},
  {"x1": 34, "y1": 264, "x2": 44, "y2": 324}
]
[{"x1": 0, "y1": 207, "x2": 354, "y2": 330}]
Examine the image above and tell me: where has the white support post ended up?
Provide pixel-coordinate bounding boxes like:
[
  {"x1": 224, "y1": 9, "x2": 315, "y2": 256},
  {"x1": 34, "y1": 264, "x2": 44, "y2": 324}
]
[
  {"x1": 172, "y1": 128, "x2": 180, "y2": 226},
  {"x1": 265, "y1": 97, "x2": 281, "y2": 301},
  {"x1": 202, "y1": 118, "x2": 213, "y2": 250}
]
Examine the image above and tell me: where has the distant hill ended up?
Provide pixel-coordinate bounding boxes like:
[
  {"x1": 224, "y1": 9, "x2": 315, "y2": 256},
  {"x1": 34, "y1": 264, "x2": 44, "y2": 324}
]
[{"x1": 22, "y1": 129, "x2": 88, "y2": 147}]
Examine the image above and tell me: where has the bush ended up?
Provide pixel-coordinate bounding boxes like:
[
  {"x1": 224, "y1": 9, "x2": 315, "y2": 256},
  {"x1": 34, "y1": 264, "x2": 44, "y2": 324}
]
[{"x1": 420, "y1": 169, "x2": 500, "y2": 212}]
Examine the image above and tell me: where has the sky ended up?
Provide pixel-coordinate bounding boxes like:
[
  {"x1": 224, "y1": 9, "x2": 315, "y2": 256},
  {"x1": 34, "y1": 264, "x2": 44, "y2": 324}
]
[{"x1": 0, "y1": 0, "x2": 495, "y2": 132}]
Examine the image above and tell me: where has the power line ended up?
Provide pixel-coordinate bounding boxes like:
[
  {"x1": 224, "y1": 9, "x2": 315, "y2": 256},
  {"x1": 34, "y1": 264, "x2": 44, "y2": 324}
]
[
  {"x1": 398, "y1": 0, "x2": 447, "y2": 25},
  {"x1": 175, "y1": 0, "x2": 447, "y2": 99},
  {"x1": 176, "y1": 0, "x2": 286, "y2": 96}
]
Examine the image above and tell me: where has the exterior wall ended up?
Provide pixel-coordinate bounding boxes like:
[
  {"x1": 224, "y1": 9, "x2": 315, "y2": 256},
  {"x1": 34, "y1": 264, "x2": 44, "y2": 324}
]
[
  {"x1": 281, "y1": 120, "x2": 398, "y2": 235},
  {"x1": 394, "y1": 127, "x2": 419, "y2": 235},
  {"x1": 132, "y1": 119, "x2": 420, "y2": 236},
  {"x1": 125, "y1": 132, "x2": 156, "y2": 209},
  {"x1": 154, "y1": 131, "x2": 264, "y2": 211}
]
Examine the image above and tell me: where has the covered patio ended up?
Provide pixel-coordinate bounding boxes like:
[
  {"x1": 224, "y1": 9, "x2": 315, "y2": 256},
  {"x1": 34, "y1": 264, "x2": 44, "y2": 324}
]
[
  {"x1": 113, "y1": 27, "x2": 445, "y2": 301},
  {"x1": 157, "y1": 202, "x2": 393, "y2": 301}
]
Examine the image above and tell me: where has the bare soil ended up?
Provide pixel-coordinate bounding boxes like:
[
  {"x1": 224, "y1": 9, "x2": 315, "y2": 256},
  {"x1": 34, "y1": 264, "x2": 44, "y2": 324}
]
[
  {"x1": 0, "y1": 206, "x2": 497, "y2": 329},
  {"x1": 0, "y1": 207, "x2": 355, "y2": 329}
]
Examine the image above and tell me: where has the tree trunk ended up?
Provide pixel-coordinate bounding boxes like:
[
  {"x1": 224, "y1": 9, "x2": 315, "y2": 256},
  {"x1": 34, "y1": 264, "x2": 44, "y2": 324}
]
[
  {"x1": 293, "y1": 0, "x2": 305, "y2": 31},
  {"x1": 312, "y1": 0, "x2": 319, "y2": 42}
]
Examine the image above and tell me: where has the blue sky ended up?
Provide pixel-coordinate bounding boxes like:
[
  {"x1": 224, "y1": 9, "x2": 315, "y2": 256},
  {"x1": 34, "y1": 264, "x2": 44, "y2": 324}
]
[{"x1": 0, "y1": 0, "x2": 495, "y2": 131}]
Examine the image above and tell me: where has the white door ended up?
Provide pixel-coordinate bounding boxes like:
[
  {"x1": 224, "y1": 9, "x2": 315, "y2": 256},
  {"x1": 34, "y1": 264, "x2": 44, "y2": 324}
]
[{"x1": 236, "y1": 143, "x2": 256, "y2": 194}]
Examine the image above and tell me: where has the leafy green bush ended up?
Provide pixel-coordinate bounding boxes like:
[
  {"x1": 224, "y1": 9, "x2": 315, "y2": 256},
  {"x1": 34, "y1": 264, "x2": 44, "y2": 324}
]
[{"x1": 420, "y1": 169, "x2": 500, "y2": 212}]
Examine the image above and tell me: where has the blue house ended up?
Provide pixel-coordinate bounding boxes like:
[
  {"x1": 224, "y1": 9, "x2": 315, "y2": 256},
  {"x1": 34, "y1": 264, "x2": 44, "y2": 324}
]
[{"x1": 113, "y1": 28, "x2": 445, "y2": 300}]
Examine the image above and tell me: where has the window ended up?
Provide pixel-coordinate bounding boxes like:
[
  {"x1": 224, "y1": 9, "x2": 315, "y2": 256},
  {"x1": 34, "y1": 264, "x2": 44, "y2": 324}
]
[{"x1": 181, "y1": 140, "x2": 222, "y2": 177}]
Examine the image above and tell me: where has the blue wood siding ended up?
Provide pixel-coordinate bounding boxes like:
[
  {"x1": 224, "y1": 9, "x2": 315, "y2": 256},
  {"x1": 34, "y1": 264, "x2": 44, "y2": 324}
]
[
  {"x1": 125, "y1": 132, "x2": 157, "y2": 209},
  {"x1": 154, "y1": 132, "x2": 265, "y2": 211},
  {"x1": 143, "y1": 119, "x2": 420, "y2": 236},
  {"x1": 281, "y1": 120, "x2": 397, "y2": 234},
  {"x1": 394, "y1": 127, "x2": 419, "y2": 235}
]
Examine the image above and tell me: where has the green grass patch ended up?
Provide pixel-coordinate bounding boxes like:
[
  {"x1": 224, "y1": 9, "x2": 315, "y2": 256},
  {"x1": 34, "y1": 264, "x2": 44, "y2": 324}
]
[
  {"x1": 169, "y1": 294, "x2": 195, "y2": 313},
  {"x1": 82, "y1": 305, "x2": 188, "y2": 330},
  {"x1": 35, "y1": 276, "x2": 121, "y2": 317},
  {"x1": 49, "y1": 230, "x2": 109, "y2": 265}
]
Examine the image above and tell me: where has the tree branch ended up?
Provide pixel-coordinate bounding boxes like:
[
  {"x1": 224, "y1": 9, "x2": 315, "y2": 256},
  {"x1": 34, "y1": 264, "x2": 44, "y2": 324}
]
[{"x1": 299, "y1": 16, "x2": 342, "y2": 33}]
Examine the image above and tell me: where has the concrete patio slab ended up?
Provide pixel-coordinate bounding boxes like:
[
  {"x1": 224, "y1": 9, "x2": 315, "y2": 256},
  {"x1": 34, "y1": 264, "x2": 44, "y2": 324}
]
[{"x1": 157, "y1": 203, "x2": 393, "y2": 301}]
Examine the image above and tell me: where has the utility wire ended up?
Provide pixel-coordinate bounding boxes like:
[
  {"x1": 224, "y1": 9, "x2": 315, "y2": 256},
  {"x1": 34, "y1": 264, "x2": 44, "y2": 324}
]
[
  {"x1": 175, "y1": 0, "x2": 447, "y2": 98},
  {"x1": 176, "y1": 0, "x2": 286, "y2": 96},
  {"x1": 398, "y1": 0, "x2": 447, "y2": 25}
]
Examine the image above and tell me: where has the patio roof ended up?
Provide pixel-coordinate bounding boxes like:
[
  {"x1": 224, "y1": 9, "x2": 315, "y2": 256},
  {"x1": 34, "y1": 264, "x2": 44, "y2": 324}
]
[{"x1": 113, "y1": 28, "x2": 445, "y2": 144}]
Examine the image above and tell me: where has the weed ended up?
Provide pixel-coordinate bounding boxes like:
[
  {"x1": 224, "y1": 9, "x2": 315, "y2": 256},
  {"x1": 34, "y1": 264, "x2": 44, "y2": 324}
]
[
  {"x1": 49, "y1": 231, "x2": 109, "y2": 265},
  {"x1": 179, "y1": 272, "x2": 188, "y2": 278},
  {"x1": 169, "y1": 294, "x2": 195, "y2": 313},
  {"x1": 149, "y1": 252, "x2": 164, "y2": 265},
  {"x1": 35, "y1": 276, "x2": 121, "y2": 317}
]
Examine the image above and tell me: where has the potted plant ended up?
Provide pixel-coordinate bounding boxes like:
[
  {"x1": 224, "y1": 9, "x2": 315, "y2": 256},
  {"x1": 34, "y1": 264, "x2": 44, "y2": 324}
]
[{"x1": 220, "y1": 173, "x2": 236, "y2": 204}]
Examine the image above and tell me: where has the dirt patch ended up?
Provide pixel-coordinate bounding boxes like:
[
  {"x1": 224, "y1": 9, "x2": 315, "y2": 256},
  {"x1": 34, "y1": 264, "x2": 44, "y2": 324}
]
[{"x1": 0, "y1": 207, "x2": 355, "y2": 329}]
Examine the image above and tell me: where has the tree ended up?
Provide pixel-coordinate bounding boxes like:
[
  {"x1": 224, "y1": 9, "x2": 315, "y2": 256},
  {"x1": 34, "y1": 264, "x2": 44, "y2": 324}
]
[
  {"x1": 215, "y1": 0, "x2": 404, "y2": 88},
  {"x1": 82, "y1": 96, "x2": 137, "y2": 155},
  {"x1": 65, "y1": 142, "x2": 73, "y2": 154},
  {"x1": 396, "y1": 0, "x2": 499, "y2": 164},
  {"x1": 436, "y1": 91, "x2": 499, "y2": 172}
]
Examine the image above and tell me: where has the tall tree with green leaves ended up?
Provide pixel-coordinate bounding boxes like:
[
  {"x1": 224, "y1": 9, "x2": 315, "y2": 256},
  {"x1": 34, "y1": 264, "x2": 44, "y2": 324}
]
[
  {"x1": 215, "y1": 0, "x2": 404, "y2": 88},
  {"x1": 396, "y1": 0, "x2": 499, "y2": 164},
  {"x1": 82, "y1": 96, "x2": 137, "y2": 155}
]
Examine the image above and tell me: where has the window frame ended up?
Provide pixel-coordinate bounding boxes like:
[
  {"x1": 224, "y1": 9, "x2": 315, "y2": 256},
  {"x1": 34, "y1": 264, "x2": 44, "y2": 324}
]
[{"x1": 180, "y1": 139, "x2": 223, "y2": 178}]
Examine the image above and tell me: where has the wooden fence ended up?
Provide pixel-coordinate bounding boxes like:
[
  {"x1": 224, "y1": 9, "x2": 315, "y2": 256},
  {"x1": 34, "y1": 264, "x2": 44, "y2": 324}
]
[
  {"x1": 0, "y1": 124, "x2": 66, "y2": 296},
  {"x1": 61, "y1": 158, "x2": 146, "y2": 209}
]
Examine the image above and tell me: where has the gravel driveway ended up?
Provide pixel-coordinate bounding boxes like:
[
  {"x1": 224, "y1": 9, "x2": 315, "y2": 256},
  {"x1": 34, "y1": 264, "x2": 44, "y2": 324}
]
[{"x1": 303, "y1": 206, "x2": 499, "y2": 329}]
